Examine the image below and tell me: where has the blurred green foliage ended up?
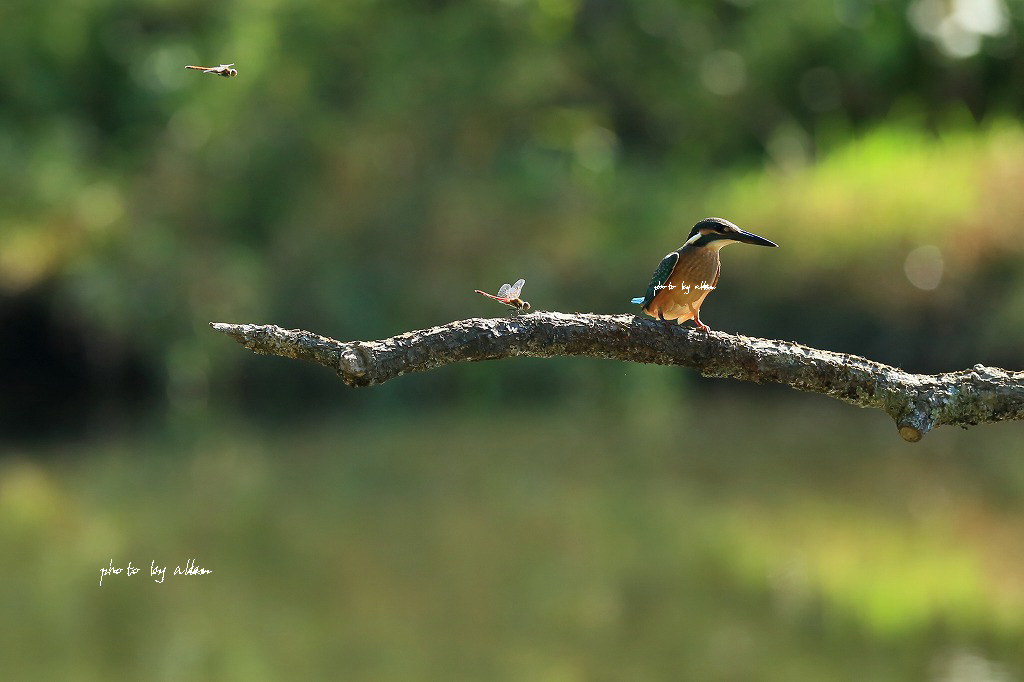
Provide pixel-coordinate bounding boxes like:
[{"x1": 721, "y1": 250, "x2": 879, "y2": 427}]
[{"x1": 3, "y1": 0, "x2": 1024, "y2": 427}]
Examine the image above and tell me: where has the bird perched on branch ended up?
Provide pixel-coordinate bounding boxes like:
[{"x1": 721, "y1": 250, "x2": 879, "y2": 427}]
[{"x1": 631, "y1": 217, "x2": 778, "y2": 331}]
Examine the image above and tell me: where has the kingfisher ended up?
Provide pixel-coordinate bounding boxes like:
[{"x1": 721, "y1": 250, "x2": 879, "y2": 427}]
[{"x1": 630, "y1": 217, "x2": 778, "y2": 331}]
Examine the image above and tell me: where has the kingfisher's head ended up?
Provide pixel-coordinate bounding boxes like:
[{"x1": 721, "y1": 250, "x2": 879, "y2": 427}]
[{"x1": 685, "y1": 217, "x2": 779, "y2": 251}]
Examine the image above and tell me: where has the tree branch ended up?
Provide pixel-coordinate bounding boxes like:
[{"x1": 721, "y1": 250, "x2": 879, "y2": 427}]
[{"x1": 210, "y1": 312, "x2": 1024, "y2": 442}]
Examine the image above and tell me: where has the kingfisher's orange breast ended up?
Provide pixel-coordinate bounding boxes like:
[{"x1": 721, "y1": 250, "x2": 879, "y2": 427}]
[{"x1": 645, "y1": 247, "x2": 720, "y2": 323}]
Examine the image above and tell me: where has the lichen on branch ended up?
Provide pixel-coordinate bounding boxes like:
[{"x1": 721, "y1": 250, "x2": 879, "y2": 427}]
[{"x1": 210, "y1": 312, "x2": 1024, "y2": 442}]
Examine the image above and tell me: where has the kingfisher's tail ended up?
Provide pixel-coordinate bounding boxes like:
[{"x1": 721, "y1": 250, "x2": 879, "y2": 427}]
[{"x1": 630, "y1": 297, "x2": 645, "y2": 305}]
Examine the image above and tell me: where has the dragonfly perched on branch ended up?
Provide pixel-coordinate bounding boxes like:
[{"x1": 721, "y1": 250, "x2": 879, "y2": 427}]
[
  {"x1": 184, "y1": 63, "x2": 237, "y2": 77},
  {"x1": 474, "y1": 278, "x2": 531, "y2": 313}
]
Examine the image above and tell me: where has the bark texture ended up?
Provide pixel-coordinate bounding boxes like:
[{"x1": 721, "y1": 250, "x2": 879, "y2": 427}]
[{"x1": 210, "y1": 312, "x2": 1024, "y2": 442}]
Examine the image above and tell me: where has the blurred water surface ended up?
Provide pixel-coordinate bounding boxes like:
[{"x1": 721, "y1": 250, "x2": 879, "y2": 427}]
[{"x1": 3, "y1": 389, "x2": 1023, "y2": 681}]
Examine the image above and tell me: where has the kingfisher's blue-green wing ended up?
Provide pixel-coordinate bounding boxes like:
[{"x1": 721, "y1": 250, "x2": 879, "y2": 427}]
[{"x1": 632, "y1": 251, "x2": 679, "y2": 308}]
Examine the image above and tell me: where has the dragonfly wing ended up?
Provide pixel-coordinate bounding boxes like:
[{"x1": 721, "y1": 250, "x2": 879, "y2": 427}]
[
  {"x1": 496, "y1": 283, "x2": 512, "y2": 299},
  {"x1": 508, "y1": 278, "x2": 525, "y2": 298}
]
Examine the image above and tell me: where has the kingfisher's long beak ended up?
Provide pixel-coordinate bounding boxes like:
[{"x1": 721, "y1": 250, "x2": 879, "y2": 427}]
[{"x1": 732, "y1": 229, "x2": 779, "y2": 248}]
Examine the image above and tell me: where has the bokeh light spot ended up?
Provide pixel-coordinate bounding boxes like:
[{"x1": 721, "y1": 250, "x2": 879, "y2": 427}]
[
  {"x1": 904, "y1": 245, "x2": 944, "y2": 290},
  {"x1": 699, "y1": 50, "x2": 747, "y2": 97}
]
